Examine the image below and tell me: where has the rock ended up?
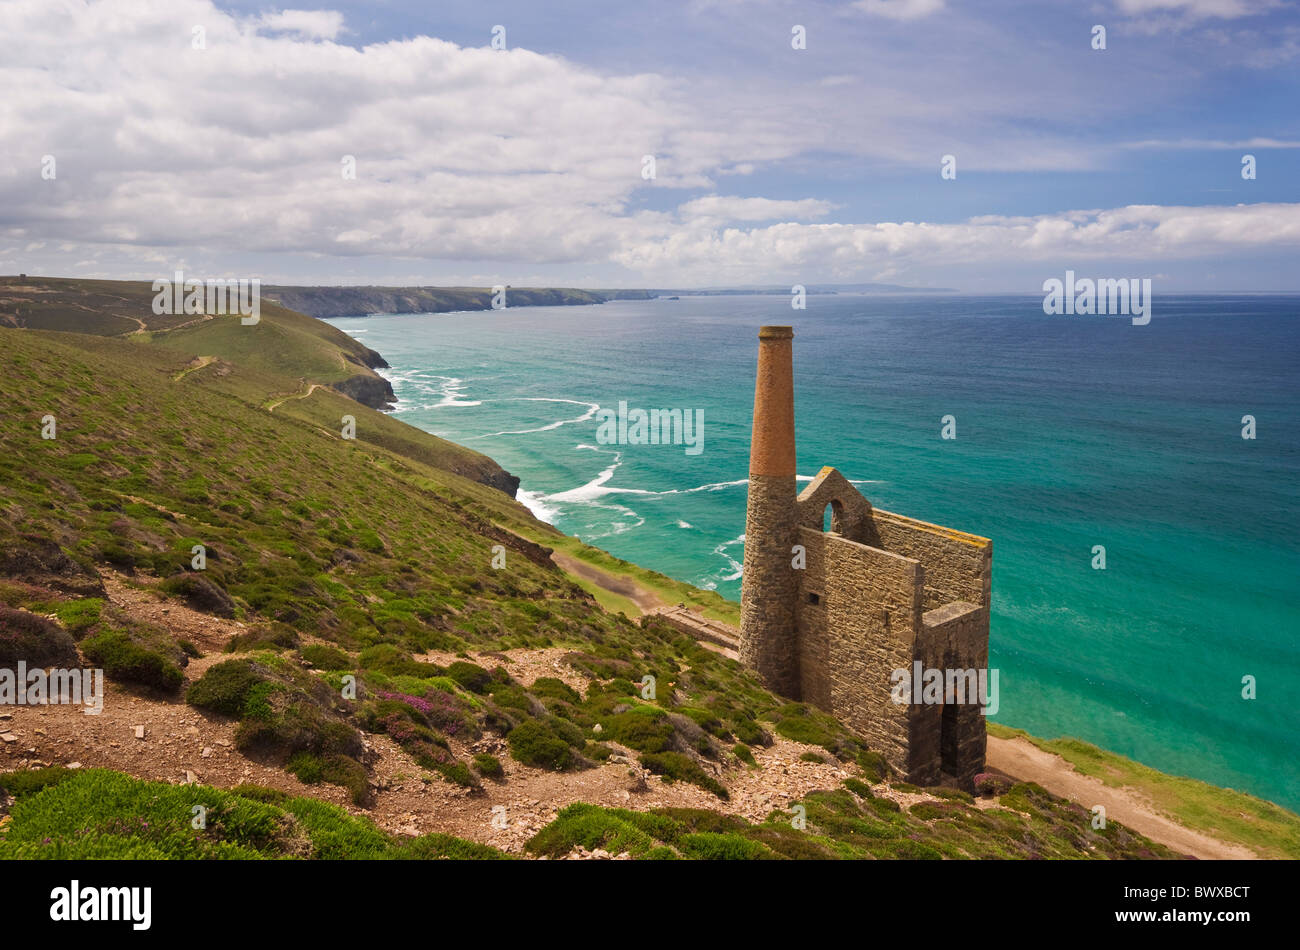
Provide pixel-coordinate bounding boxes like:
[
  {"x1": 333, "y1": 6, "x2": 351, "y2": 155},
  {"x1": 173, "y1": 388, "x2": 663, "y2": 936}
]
[
  {"x1": 0, "y1": 733, "x2": 16, "y2": 744},
  {"x1": 592, "y1": 723, "x2": 603, "y2": 734},
  {"x1": 201, "y1": 747, "x2": 213, "y2": 758},
  {"x1": 183, "y1": 770, "x2": 198, "y2": 785},
  {"x1": 134, "y1": 725, "x2": 145, "y2": 740},
  {"x1": 67, "y1": 762, "x2": 82, "y2": 769}
]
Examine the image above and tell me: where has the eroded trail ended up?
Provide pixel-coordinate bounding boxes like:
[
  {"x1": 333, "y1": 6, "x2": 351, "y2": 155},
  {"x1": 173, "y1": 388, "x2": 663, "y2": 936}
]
[{"x1": 986, "y1": 735, "x2": 1255, "y2": 860}]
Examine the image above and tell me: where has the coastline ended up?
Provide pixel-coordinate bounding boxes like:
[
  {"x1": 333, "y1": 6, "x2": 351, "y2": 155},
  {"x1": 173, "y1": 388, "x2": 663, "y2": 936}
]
[{"x1": 331, "y1": 314, "x2": 1300, "y2": 856}]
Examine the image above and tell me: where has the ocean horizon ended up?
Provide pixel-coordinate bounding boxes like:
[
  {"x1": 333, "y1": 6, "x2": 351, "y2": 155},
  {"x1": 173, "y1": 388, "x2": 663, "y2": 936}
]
[{"x1": 324, "y1": 292, "x2": 1300, "y2": 811}]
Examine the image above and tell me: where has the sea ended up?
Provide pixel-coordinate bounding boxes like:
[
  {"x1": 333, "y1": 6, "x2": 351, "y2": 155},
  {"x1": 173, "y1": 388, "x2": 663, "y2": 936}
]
[{"x1": 323, "y1": 294, "x2": 1300, "y2": 811}]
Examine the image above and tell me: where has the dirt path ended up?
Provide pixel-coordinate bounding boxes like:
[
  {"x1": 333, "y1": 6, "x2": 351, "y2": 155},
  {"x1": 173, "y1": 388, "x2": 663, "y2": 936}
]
[
  {"x1": 986, "y1": 735, "x2": 1255, "y2": 860},
  {"x1": 550, "y1": 552, "x2": 664, "y2": 613},
  {"x1": 265, "y1": 381, "x2": 323, "y2": 412},
  {"x1": 171, "y1": 355, "x2": 217, "y2": 382}
]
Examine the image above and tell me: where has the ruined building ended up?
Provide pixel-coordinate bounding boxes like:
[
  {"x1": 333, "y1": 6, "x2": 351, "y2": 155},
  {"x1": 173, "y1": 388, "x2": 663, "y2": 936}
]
[{"x1": 739, "y1": 326, "x2": 993, "y2": 788}]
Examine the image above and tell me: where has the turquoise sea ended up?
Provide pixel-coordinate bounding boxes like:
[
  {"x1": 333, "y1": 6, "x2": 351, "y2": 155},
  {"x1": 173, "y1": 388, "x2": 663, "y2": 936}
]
[{"x1": 324, "y1": 294, "x2": 1300, "y2": 810}]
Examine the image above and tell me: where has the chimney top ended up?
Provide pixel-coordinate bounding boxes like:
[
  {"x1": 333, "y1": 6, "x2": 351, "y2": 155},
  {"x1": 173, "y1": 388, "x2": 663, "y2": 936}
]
[{"x1": 758, "y1": 325, "x2": 794, "y2": 340}]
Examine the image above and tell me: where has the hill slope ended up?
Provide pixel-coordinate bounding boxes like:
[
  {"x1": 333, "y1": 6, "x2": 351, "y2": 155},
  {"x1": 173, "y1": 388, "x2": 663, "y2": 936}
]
[{"x1": 0, "y1": 284, "x2": 1293, "y2": 859}]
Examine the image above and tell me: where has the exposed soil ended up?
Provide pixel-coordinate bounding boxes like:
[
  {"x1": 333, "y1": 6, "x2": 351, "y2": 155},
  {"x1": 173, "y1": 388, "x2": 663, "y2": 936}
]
[
  {"x1": 1, "y1": 569, "x2": 1255, "y2": 860},
  {"x1": 550, "y1": 552, "x2": 664, "y2": 613},
  {"x1": 986, "y1": 735, "x2": 1256, "y2": 860}
]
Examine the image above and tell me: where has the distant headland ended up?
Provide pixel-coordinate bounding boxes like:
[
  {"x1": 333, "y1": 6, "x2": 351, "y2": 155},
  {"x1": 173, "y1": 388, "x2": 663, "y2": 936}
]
[{"x1": 264, "y1": 282, "x2": 957, "y2": 319}]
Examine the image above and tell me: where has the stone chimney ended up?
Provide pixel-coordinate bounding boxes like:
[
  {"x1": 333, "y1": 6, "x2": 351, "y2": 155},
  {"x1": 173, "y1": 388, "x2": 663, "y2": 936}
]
[{"x1": 740, "y1": 325, "x2": 799, "y2": 696}]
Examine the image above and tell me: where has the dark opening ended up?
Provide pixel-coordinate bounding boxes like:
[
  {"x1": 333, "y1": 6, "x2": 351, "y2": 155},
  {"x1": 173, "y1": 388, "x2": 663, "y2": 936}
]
[
  {"x1": 822, "y1": 499, "x2": 845, "y2": 534},
  {"x1": 807, "y1": 592, "x2": 821, "y2": 605}
]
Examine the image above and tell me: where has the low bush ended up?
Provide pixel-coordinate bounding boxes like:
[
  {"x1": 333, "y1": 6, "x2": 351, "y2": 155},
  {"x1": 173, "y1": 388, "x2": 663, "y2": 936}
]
[
  {"x1": 300, "y1": 644, "x2": 352, "y2": 671},
  {"x1": 0, "y1": 605, "x2": 79, "y2": 669},
  {"x1": 80, "y1": 630, "x2": 183, "y2": 693}
]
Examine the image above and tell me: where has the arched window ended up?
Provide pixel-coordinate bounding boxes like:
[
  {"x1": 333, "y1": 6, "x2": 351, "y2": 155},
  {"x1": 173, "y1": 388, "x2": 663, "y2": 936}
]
[{"x1": 822, "y1": 499, "x2": 845, "y2": 534}]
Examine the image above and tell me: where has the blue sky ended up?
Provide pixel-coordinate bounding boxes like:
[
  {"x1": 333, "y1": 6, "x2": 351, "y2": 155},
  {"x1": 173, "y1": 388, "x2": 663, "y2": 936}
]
[{"x1": 1, "y1": 0, "x2": 1298, "y2": 289}]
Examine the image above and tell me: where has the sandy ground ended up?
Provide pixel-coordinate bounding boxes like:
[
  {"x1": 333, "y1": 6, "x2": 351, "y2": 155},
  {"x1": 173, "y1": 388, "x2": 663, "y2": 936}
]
[{"x1": 986, "y1": 735, "x2": 1255, "y2": 860}]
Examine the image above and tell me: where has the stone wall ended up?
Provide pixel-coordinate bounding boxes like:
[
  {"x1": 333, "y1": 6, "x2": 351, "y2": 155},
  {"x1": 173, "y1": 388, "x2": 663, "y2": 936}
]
[
  {"x1": 920, "y1": 601, "x2": 989, "y2": 787},
  {"x1": 867, "y1": 509, "x2": 991, "y2": 611},
  {"x1": 795, "y1": 527, "x2": 922, "y2": 777},
  {"x1": 740, "y1": 473, "x2": 800, "y2": 697}
]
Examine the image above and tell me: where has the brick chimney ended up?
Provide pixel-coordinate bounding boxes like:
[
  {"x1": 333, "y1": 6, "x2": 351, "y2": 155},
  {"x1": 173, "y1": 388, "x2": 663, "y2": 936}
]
[{"x1": 740, "y1": 325, "x2": 800, "y2": 696}]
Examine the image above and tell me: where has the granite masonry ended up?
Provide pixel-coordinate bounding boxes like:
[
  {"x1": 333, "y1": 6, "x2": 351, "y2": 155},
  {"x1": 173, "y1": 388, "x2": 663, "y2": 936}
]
[{"x1": 739, "y1": 325, "x2": 993, "y2": 788}]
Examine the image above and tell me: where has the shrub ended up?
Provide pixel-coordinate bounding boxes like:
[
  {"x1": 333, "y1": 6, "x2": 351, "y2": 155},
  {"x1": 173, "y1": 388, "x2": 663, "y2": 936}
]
[
  {"x1": 486, "y1": 683, "x2": 533, "y2": 713},
  {"x1": 843, "y1": 778, "x2": 874, "y2": 799},
  {"x1": 730, "y1": 716, "x2": 769, "y2": 746},
  {"x1": 529, "y1": 676, "x2": 580, "y2": 705},
  {"x1": 445, "y1": 661, "x2": 492, "y2": 693},
  {"x1": 507, "y1": 719, "x2": 575, "y2": 771},
  {"x1": 300, "y1": 644, "x2": 352, "y2": 671},
  {"x1": 51, "y1": 598, "x2": 102, "y2": 636},
  {"x1": 358, "y1": 644, "x2": 431, "y2": 677},
  {"x1": 472, "y1": 753, "x2": 504, "y2": 779},
  {"x1": 0, "y1": 605, "x2": 79, "y2": 669},
  {"x1": 974, "y1": 772, "x2": 1014, "y2": 797},
  {"x1": 186, "y1": 659, "x2": 270, "y2": 717},
  {"x1": 639, "y1": 751, "x2": 728, "y2": 800},
  {"x1": 525, "y1": 803, "x2": 658, "y2": 859},
  {"x1": 437, "y1": 761, "x2": 479, "y2": 790},
  {"x1": 398, "y1": 833, "x2": 512, "y2": 860},
  {"x1": 0, "y1": 765, "x2": 76, "y2": 800},
  {"x1": 287, "y1": 752, "x2": 370, "y2": 805},
  {"x1": 732, "y1": 743, "x2": 756, "y2": 766},
  {"x1": 80, "y1": 630, "x2": 183, "y2": 693},
  {"x1": 678, "y1": 832, "x2": 775, "y2": 860},
  {"x1": 159, "y1": 573, "x2": 235, "y2": 617},
  {"x1": 857, "y1": 750, "x2": 890, "y2": 783},
  {"x1": 606, "y1": 706, "x2": 674, "y2": 753},
  {"x1": 227, "y1": 622, "x2": 298, "y2": 653},
  {"x1": 800, "y1": 751, "x2": 825, "y2": 763}
]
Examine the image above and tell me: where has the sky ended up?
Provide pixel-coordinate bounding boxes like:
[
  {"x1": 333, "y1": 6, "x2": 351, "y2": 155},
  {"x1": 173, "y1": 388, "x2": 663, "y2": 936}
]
[{"x1": 1, "y1": 0, "x2": 1298, "y2": 291}]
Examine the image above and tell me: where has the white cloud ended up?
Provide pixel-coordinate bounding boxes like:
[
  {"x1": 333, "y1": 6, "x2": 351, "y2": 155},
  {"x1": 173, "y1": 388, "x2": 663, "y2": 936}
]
[
  {"x1": 256, "y1": 9, "x2": 345, "y2": 40},
  {"x1": 1120, "y1": 137, "x2": 1300, "y2": 149},
  {"x1": 0, "y1": 0, "x2": 1296, "y2": 288},
  {"x1": 610, "y1": 202, "x2": 1300, "y2": 284},
  {"x1": 851, "y1": 0, "x2": 946, "y2": 21},
  {"x1": 678, "y1": 195, "x2": 835, "y2": 223},
  {"x1": 1115, "y1": 0, "x2": 1279, "y2": 20}
]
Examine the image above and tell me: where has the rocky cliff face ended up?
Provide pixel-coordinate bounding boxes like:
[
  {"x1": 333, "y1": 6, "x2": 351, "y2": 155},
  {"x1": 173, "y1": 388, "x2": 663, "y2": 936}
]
[
  {"x1": 263, "y1": 285, "x2": 641, "y2": 319},
  {"x1": 330, "y1": 373, "x2": 397, "y2": 411}
]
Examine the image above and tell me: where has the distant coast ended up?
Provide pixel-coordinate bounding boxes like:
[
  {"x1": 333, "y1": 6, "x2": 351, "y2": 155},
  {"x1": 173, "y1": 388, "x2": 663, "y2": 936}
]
[{"x1": 264, "y1": 283, "x2": 956, "y2": 319}]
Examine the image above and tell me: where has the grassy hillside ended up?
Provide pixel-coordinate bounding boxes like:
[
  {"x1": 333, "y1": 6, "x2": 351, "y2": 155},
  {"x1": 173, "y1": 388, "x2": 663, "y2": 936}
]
[
  {"x1": 1, "y1": 276, "x2": 395, "y2": 409},
  {"x1": 0, "y1": 283, "x2": 1289, "y2": 860},
  {"x1": 263, "y1": 285, "x2": 646, "y2": 319}
]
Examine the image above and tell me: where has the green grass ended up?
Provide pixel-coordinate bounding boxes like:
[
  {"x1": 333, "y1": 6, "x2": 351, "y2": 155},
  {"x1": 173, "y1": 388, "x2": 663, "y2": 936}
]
[
  {"x1": 0, "y1": 769, "x2": 506, "y2": 860},
  {"x1": 523, "y1": 779, "x2": 1184, "y2": 860},
  {"x1": 1, "y1": 277, "x2": 1290, "y2": 862}
]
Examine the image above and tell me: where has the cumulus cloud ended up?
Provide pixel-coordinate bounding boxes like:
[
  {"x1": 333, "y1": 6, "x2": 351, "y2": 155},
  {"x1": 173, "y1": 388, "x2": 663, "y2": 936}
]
[
  {"x1": 611, "y1": 203, "x2": 1300, "y2": 285},
  {"x1": 255, "y1": 9, "x2": 346, "y2": 40},
  {"x1": 678, "y1": 195, "x2": 835, "y2": 223},
  {"x1": 0, "y1": 0, "x2": 1296, "y2": 288}
]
